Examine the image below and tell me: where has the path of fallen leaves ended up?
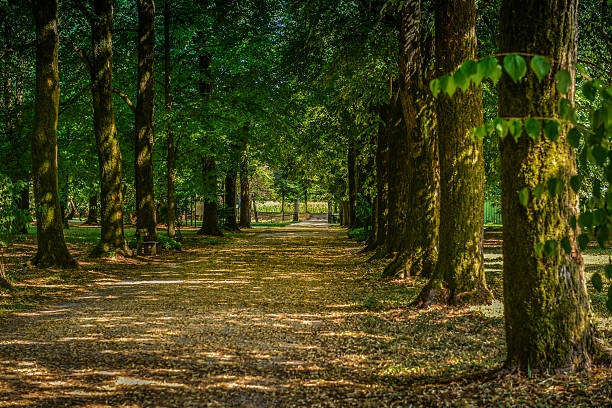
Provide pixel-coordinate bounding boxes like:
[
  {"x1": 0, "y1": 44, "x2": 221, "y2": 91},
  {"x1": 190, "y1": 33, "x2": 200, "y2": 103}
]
[{"x1": 0, "y1": 219, "x2": 611, "y2": 407}]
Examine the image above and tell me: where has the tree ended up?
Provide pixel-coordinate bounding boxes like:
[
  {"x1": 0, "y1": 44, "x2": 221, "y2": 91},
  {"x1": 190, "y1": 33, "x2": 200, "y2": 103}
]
[
  {"x1": 135, "y1": 0, "x2": 157, "y2": 247},
  {"x1": 239, "y1": 123, "x2": 251, "y2": 228},
  {"x1": 91, "y1": 0, "x2": 130, "y2": 255},
  {"x1": 414, "y1": 0, "x2": 491, "y2": 306},
  {"x1": 163, "y1": 0, "x2": 177, "y2": 239},
  {"x1": 30, "y1": 0, "x2": 77, "y2": 268},
  {"x1": 383, "y1": 0, "x2": 438, "y2": 279},
  {"x1": 498, "y1": 0, "x2": 595, "y2": 371}
]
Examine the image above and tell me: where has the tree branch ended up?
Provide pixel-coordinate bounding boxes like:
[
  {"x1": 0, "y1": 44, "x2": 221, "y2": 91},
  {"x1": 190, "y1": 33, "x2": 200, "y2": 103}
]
[{"x1": 59, "y1": 37, "x2": 92, "y2": 76}]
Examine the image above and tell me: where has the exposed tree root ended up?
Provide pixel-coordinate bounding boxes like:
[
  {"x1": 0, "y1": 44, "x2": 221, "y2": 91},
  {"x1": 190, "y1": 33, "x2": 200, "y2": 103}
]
[
  {"x1": 30, "y1": 252, "x2": 79, "y2": 270},
  {"x1": 90, "y1": 241, "x2": 133, "y2": 258},
  {"x1": 381, "y1": 252, "x2": 407, "y2": 278}
]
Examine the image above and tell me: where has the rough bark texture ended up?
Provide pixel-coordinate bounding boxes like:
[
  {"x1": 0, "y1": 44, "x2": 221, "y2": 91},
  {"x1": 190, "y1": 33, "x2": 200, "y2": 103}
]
[
  {"x1": 415, "y1": 0, "x2": 490, "y2": 306},
  {"x1": 86, "y1": 194, "x2": 98, "y2": 224},
  {"x1": 134, "y1": 0, "x2": 157, "y2": 246},
  {"x1": 91, "y1": 0, "x2": 129, "y2": 255},
  {"x1": 199, "y1": 156, "x2": 222, "y2": 236},
  {"x1": 224, "y1": 171, "x2": 239, "y2": 231},
  {"x1": 164, "y1": 0, "x2": 176, "y2": 239},
  {"x1": 383, "y1": 0, "x2": 439, "y2": 278},
  {"x1": 16, "y1": 188, "x2": 29, "y2": 234},
  {"x1": 499, "y1": 0, "x2": 595, "y2": 371},
  {"x1": 293, "y1": 199, "x2": 299, "y2": 222},
  {"x1": 347, "y1": 139, "x2": 357, "y2": 228},
  {"x1": 31, "y1": 0, "x2": 76, "y2": 268},
  {"x1": 373, "y1": 109, "x2": 390, "y2": 253},
  {"x1": 239, "y1": 130, "x2": 251, "y2": 228}
]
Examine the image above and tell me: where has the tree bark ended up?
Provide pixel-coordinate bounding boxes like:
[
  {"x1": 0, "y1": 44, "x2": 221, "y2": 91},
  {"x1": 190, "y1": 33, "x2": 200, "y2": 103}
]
[
  {"x1": 372, "y1": 109, "x2": 390, "y2": 255},
  {"x1": 293, "y1": 198, "x2": 299, "y2": 222},
  {"x1": 415, "y1": 0, "x2": 491, "y2": 307},
  {"x1": 224, "y1": 170, "x2": 239, "y2": 231},
  {"x1": 86, "y1": 193, "x2": 98, "y2": 224},
  {"x1": 383, "y1": 0, "x2": 439, "y2": 279},
  {"x1": 31, "y1": 0, "x2": 76, "y2": 268},
  {"x1": 164, "y1": 0, "x2": 176, "y2": 239},
  {"x1": 347, "y1": 139, "x2": 357, "y2": 228},
  {"x1": 239, "y1": 127, "x2": 251, "y2": 228},
  {"x1": 198, "y1": 156, "x2": 222, "y2": 235},
  {"x1": 90, "y1": 0, "x2": 129, "y2": 255},
  {"x1": 498, "y1": 0, "x2": 596, "y2": 371},
  {"x1": 135, "y1": 0, "x2": 157, "y2": 248}
]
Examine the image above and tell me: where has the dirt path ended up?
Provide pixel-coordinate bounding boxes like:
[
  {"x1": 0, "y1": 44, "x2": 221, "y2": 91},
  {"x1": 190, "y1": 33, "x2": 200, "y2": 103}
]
[{"x1": 0, "y1": 223, "x2": 610, "y2": 407}]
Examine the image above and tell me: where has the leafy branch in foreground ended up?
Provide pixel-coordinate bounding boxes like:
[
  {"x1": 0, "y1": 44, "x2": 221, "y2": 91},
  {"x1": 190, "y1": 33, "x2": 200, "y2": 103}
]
[{"x1": 431, "y1": 53, "x2": 612, "y2": 312}]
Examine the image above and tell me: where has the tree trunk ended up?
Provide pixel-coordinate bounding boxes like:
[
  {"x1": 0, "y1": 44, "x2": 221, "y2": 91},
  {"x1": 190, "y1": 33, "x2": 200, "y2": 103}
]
[
  {"x1": 14, "y1": 188, "x2": 29, "y2": 234},
  {"x1": 347, "y1": 139, "x2": 357, "y2": 228},
  {"x1": 91, "y1": 0, "x2": 129, "y2": 255},
  {"x1": 281, "y1": 192, "x2": 285, "y2": 221},
  {"x1": 373, "y1": 110, "x2": 389, "y2": 254},
  {"x1": 252, "y1": 198, "x2": 258, "y2": 223},
  {"x1": 224, "y1": 170, "x2": 239, "y2": 230},
  {"x1": 239, "y1": 130, "x2": 251, "y2": 228},
  {"x1": 164, "y1": 0, "x2": 176, "y2": 239},
  {"x1": 499, "y1": 0, "x2": 596, "y2": 371},
  {"x1": 198, "y1": 156, "x2": 222, "y2": 236},
  {"x1": 383, "y1": 0, "x2": 439, "y2": 278},
  {"x1": 31, "y1": 0, "x2": 76, "y2": 268},
  {"x1": 135, "y1": 0, "x2": 157, "y2": 248},
  {"x1": 86, "y1": 194, "x2": 98, "y2": 224},
  {"x1": 304, "y1": 188, "x2": 308, "y2": 214},
  {"x1": 293, "y1": 199, "x2": 299, "y2": 222},
  {"x1": 415, "y1": 0, "x2": 490, "y2": 306}
]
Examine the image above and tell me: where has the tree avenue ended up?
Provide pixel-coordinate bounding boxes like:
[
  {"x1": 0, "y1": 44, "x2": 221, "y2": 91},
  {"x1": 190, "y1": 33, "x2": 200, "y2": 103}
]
[{"x1": 1, "y1": 0, "x2": 611, "y2": 402}]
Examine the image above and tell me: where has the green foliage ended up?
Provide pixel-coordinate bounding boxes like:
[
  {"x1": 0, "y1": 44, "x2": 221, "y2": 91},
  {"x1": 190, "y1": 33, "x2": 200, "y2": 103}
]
[
  {"x1": 347, "y1": 227, "x2": 369, "y2": 242},
  {"x1": 431, "y1": 51, "x2": 612, "y2": 309}
]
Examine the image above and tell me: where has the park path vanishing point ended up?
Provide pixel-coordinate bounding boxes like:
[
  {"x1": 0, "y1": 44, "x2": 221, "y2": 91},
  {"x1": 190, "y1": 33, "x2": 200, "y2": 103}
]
[{"x1": 0, "y1": 216, "x2": 560, "y2": 407}]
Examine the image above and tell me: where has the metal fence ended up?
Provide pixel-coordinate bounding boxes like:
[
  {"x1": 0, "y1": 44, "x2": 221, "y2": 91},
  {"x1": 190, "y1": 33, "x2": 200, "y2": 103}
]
[{"x1": 484, "y1": 201, "x2": 502, "y2": 225}]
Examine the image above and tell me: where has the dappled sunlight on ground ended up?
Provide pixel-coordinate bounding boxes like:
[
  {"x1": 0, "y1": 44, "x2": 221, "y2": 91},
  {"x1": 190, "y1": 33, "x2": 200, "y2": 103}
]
[{"x1": 0, "y1": 222, "x2": 610, "y2": 406}]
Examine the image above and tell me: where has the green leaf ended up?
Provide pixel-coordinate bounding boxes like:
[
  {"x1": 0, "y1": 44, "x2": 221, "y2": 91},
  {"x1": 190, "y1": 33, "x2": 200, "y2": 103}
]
[
  {"x1": 567, "y1": 128, "x2": 582, "y2": 148},
  {"x1": 530, "y1": 55, "x2": 551, "y2": 82},
  {"x1": 471, "y1": 125, "x2": 487, "y2": 141},
  {"x1": 558, "y1": 98, "x2": 576, "y2": 123},
  {"x1": 508, "y1": 119, "x2": 523, "y2": 141},
  {"x1": 579, "y1": 211, "x2": 593, "y2": 228},
  {"x1": 589, "y1": 146, "x2": 608, "y2": 166},
  {"x1": 570, "y1": 175, "x2": 582, "y2": 193},
  {"x1": 582, "y1": 81, "x2": 598, "y2": 102},
  {"x1": 606, "y1": 192, "x2": 612, "y2": 210},
  {"x1": 534, "y1": 242, "x2": 545, "y2": 258},
  {"x1": 606, "y1": 286, "x2": 612, "y2": 313},
  {"x1": 491, "y1": 65, "x2": 503, "y2": 84},
  {"x1": 440, "y1": 75, "x2": 456, "y2": 97},
  {"x1": 555, "y1": 70, "x2": 572, "y2": 94},
  {"x1": 460, "y1": 60, "x2": 480, "y2": 84},
  {"x1": 493, "y1": 118, "x2": 509, "y2": 138},
  {"x1": 533, "y1": 183, "x2": 546, "y2": 199},
  {"x1": 577, "y1": 233, "x2": 590, "y2": 251},
  {"x1": 430, "y1": 79, "x2": 441, "y2": 97},
  {"x1": 519, "y1": 187, "x2": 529, "y2": 207},
  {"x1": 479, "y1": 57, "x2": 499, "y2": 80},
  {"x1": 560, "y1": 236, "x2": 572, "y2": 254},
  {"x1": 591, "y1": 272, "x2": 603, "y2": 292},
  {"x1": 570, "y1": 215, "x2": 577, "y2": 230},
  {"x1": 605, "y1": 264, "x2": 612, "y2": 279},
  {"x1": 524, "y1": 118, "x2": 541, "y2": 140},
  {"x1": 593, "y1": 208, "x2": 606, "y2": 226},
  {"x1": 454, "y1": 70, "x2": 469, "y2": 92},
  {"x1": 547, "y1": 178, "x2": 564, "y2": 196},
  {"x1": 543, "y1": 120, "x2": 560, "y2": 141},
  {"x1": 503, "y1": 54, "x2": 527, "y2": 83},
  {"x1": 543, "y1": 240, "x2": 558, "y2": 257}
]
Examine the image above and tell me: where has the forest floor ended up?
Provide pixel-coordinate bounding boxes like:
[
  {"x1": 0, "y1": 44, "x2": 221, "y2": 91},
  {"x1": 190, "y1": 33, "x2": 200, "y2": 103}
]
[{"x1": 0, "y1": 218, "x2": 611, "y2": 407}]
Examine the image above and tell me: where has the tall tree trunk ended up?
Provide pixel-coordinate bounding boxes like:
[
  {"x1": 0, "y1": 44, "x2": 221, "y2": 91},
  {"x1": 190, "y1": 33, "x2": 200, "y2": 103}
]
[
  {"x1": 383, "y1": 0, "x2": 439, "y2": 278},
  {"x1": 91, "y1": 0, "x2": 129, "y2": 255},
  {"x1": 293, "y1": 198, "x2": 299, "y2": 222},
  {"x1": 164, "y1": 0, "x2": 176, "y2": 239},
  {"x1": 135, "y1": 0, "x2": 157, "y2": 247},
  {"x1": 31, "y1": 0, "x2": 76, "y2": 268},
  {"x1": 414, "y1": 0, "x2": 490, "y2": 307},
  {"x1": 371, "y1": 109, "x2": 390, "y2": 256},
  {"x1": 281, "y1": 192, "x2": 285, "y2": 221},
  {"x1": 86, "y1": 193, "x2": 98, "y2": 224},
  {"x1": 15, "y1": 188, "x2": 29, "y2": 234},
  {"x1": 239, "y1": 127, "x2": 251, "y2": 228},
  {"x1": 347, "y1": 139, "x2": 357, "y2": 228},
  {"x1": 252, "y1": 199, "x2": 258, "y2": 223},
  {"x1": 198, "y1": 156, "x2": 222, "y2": 235},
  {"x1": 499, "y1": 0, "x2": 598, "y2": 371},
  {"x1": 224, "y1": 170, "x2": 238, "y2": 230}
]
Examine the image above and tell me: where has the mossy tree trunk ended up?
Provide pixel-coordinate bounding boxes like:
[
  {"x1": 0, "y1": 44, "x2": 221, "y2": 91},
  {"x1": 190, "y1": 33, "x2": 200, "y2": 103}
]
[
  {"x1": 31, "y1": 0, "x2": 76, "y2": 268},
  {"x1": 239, "y1": 124, "x2": 251, "y2": 228},
  {"x1": 383, "y1": 0, "x2": 439, "y2": 278},
  {"x1": 224, "y1": 170, "x2": 239, "y2": 231},
  {"x1": 347, "y1": 138, "x2": 357, "y2": 229},
  {"x1": 499, "y1": 0, "x2": 596, "y2": 372},
  {"x1": 164, "y1": 0, "x2": 176, "y2": 239},
  {"x1": 414, "y1": 0, "x2": 490, "y2": 306},
  {"x1": 86, "y1": 194, "x2": 98, "y2": 224},
  {"x1": 91, "y1": 0, "x2": 129, "y2": 255},
  {"x1": 135, "y1": 0, "x2": 157, "y2": 247},
  {"x1": 370, "y1": 105, "x2": 390, "y2": 256}
]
